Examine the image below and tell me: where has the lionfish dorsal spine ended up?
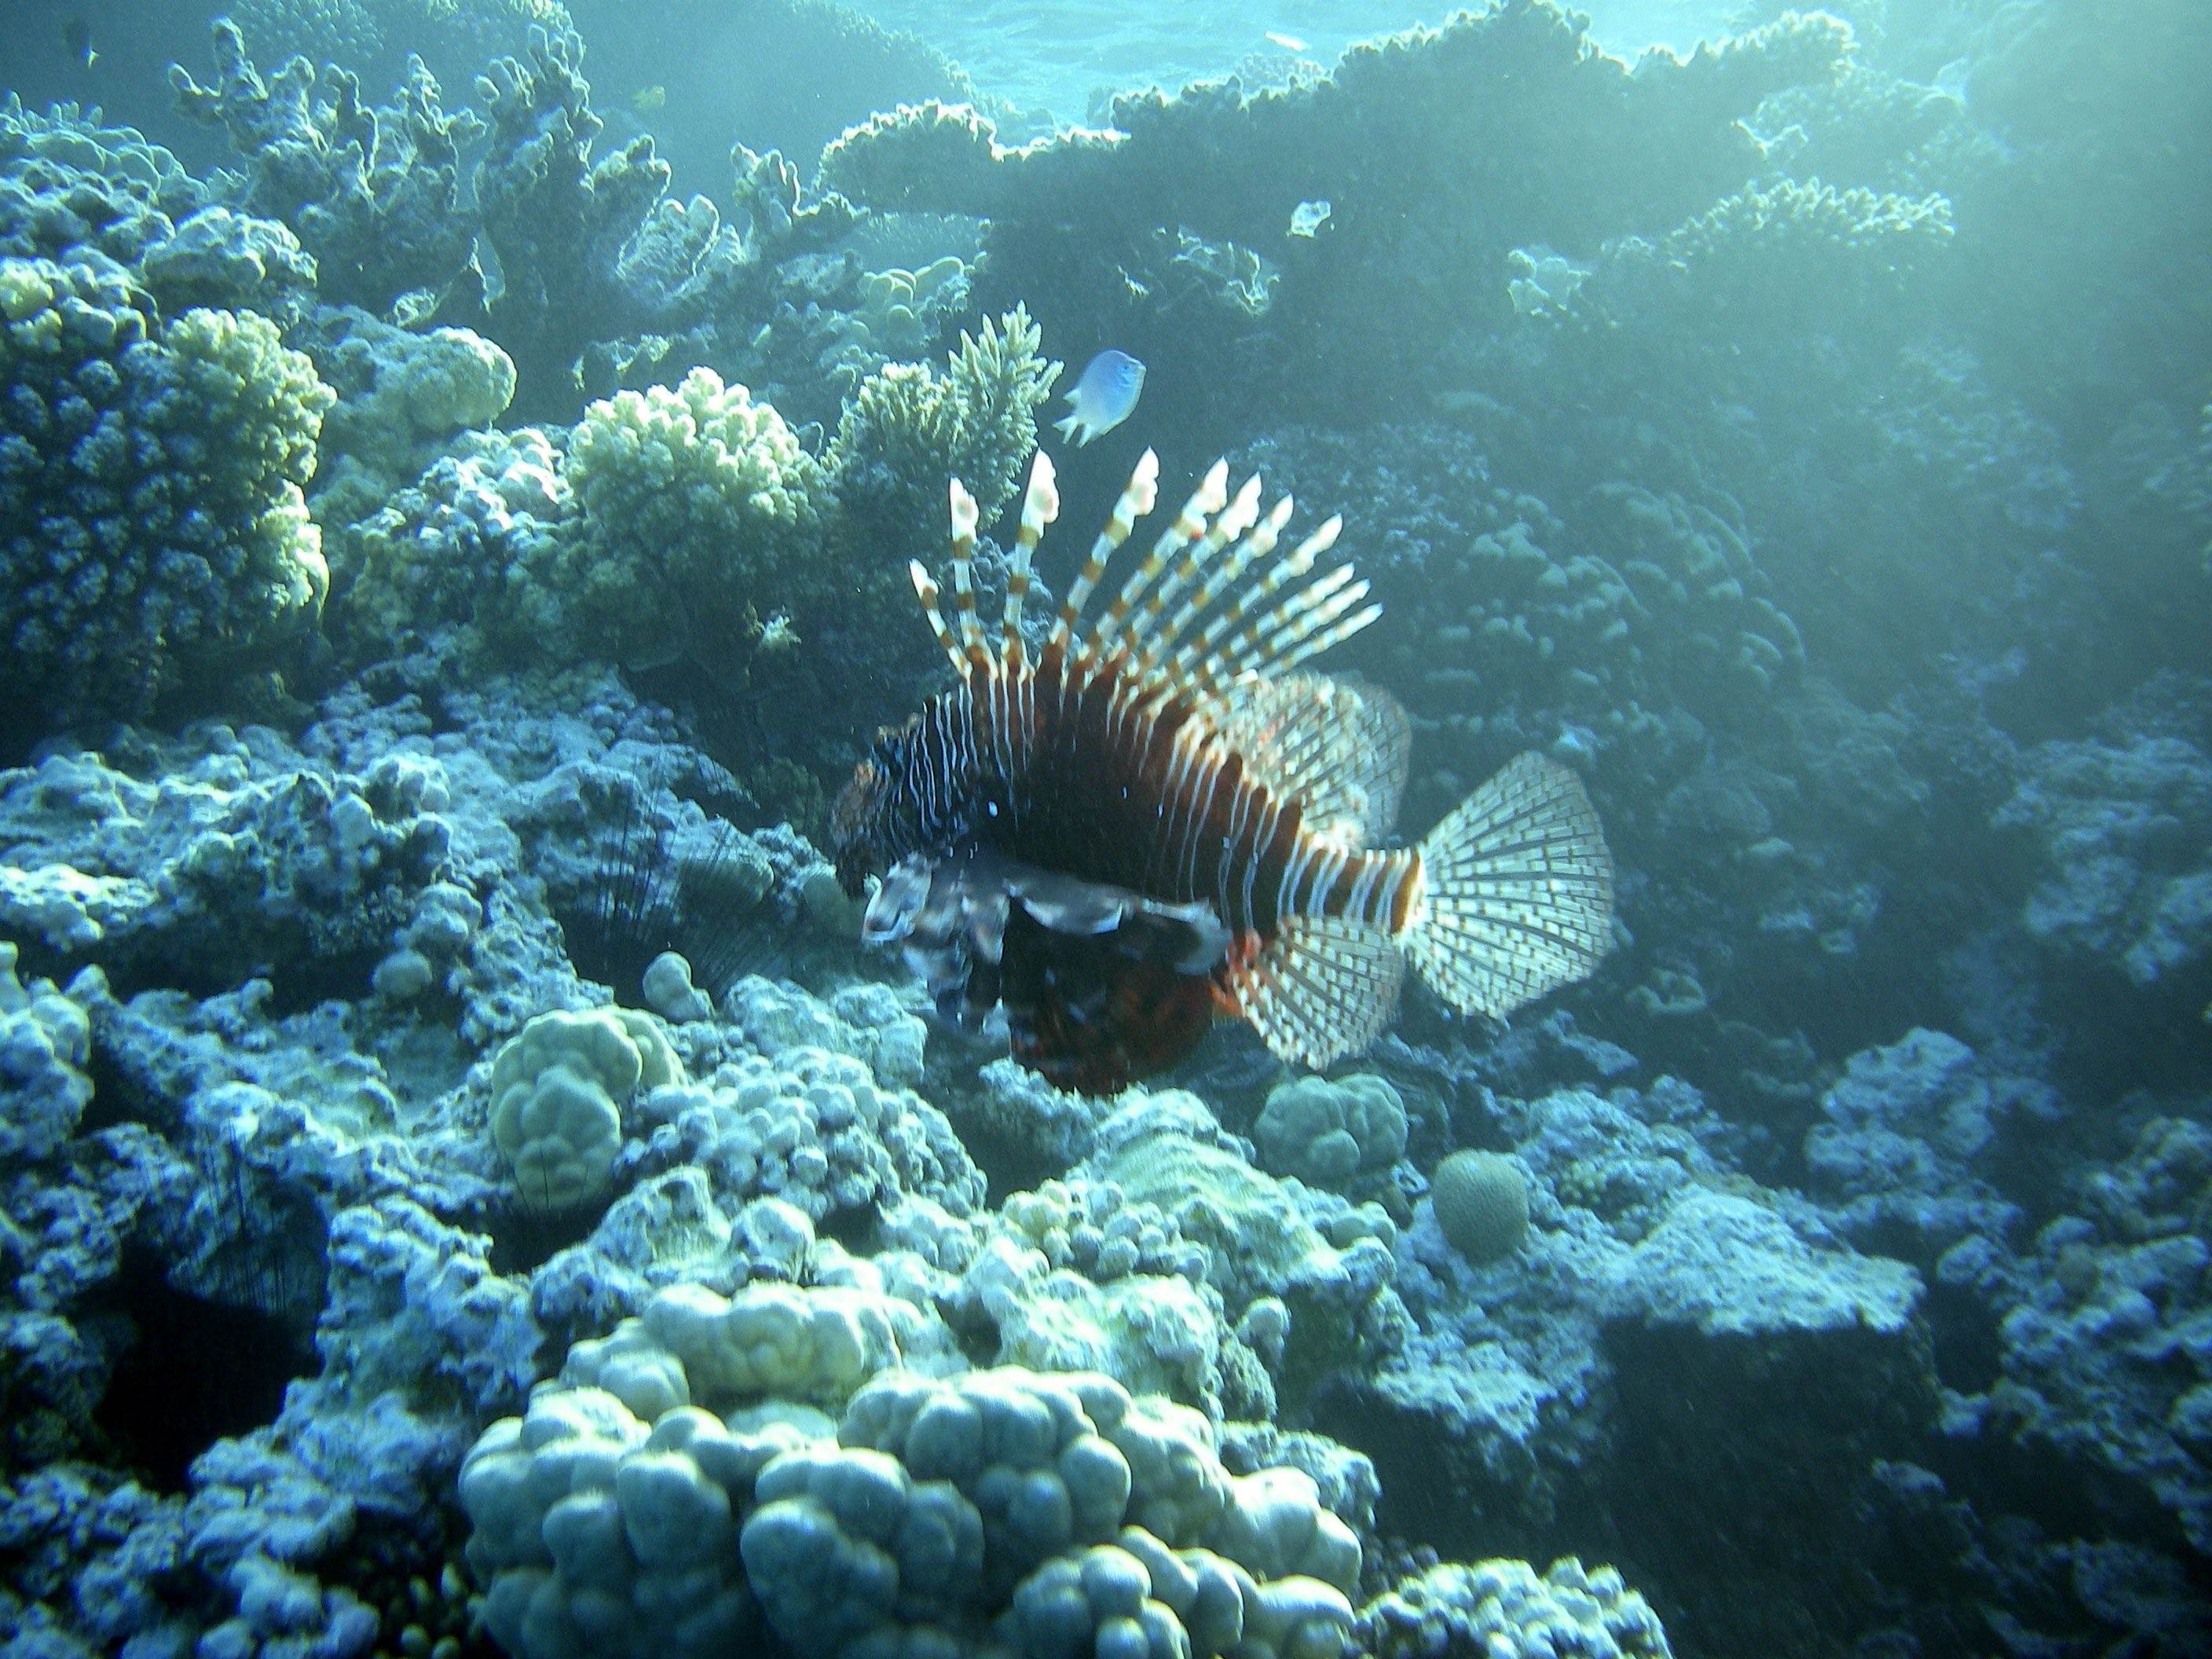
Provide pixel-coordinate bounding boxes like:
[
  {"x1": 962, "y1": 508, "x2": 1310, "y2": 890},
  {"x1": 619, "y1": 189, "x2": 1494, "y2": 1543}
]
[
  {"x1": 1163, "y1": 513, "x2": 1345, "y2": 698},
  {"x1": 1002, "y1": 452, "x2": 1060, "y2": 665},
  {"x1": 909, "y1": 558, "x2": 965, "y2": 676},
  {"x1": 1133, "y1": 478, "x2": 1276, "y2": 686},
  {"x1": 1087, "y1": 459, "x2": 1231, "y2": 668},
  {"x1": 946, "y1": 478, "x2": 994, "y2": 674},
  {"x1": 1130, "y1": 471, "x2": 1262, "y2": 672},
  {"x1": 1046, "y1": 448, "x2": 1159, "y2": 663}
]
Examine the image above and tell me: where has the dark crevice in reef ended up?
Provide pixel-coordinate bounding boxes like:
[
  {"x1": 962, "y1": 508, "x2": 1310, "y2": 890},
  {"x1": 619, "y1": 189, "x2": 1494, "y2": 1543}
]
[
  {"x1": 487, "y1": 1200, "x2": 600, "y2": 1277},
  {"x1": 260, "y1": 943, "x2": 387, "y2": 1017},
  {"x1": 815, "y1": 1203, "x2": 879, "y2": 1254},
  {"x1": 1924, "y1": 1279, "x2": 2006, "y2": 1396},
  {"x1": 93, "y1": 1243, "x2": 319, "y2": 1494}
]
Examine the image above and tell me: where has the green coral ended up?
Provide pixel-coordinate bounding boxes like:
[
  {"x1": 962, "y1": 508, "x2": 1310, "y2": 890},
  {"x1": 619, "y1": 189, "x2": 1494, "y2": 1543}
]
[
  {"x1": 1253, "y1": 1074, "x2": 1408, "y2": 1191},
  {"x1": 826, "y1": 303, "x2": 1059, "y2": 535},
  {"x1": 1430, "y1": 1151, "x2": 1530, "y2": 1265},
  {"x1": 521, "y1": 367, "x2": 827, "y2": 669},
  {"x1": 487, "y1": 1006, "x2": 683, "y2": 1210},
  {"x1": 1, "y1": 255, "x2": 335, "y2": 731},
  {"x1": 306, "y1": 306, "x2": 518, "y2": 561}
]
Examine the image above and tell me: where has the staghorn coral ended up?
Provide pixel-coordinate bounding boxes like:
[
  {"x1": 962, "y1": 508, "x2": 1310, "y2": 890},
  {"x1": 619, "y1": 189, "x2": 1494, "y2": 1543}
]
[
  {"x1": 0, "y1": 257, "x2": 335, "y2": 737},
  {"x1": 471, "y1": 23, "x2": 691, "y2": 415}
]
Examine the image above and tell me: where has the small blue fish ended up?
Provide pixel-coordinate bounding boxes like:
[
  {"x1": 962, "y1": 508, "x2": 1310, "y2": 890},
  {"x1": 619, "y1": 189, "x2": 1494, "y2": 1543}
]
[{"x1": 1054, "y1": 350, "x2": 1145, "y2": 447}]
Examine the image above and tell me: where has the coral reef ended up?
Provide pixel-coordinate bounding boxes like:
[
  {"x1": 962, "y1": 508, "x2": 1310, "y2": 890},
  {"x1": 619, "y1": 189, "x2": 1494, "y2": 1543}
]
[
  {"x1": 1428, "y1": 1152, "x2": 1530, "y2": 1266},
  {"x1": 1, "y1": 0, "x2": 2207, "y2": 1654}
]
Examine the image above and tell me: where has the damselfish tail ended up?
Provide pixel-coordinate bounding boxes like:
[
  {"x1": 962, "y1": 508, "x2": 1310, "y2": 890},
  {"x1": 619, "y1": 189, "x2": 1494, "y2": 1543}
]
[{"x1": 1401, "y1": 753, "x2": 1613, "y2": 1018}]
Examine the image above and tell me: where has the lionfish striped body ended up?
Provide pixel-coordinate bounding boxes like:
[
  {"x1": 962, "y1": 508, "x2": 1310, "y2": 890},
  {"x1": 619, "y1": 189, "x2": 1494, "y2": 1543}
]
[{"x1": 832, "y1": 449, "x2": 1614, "y2": 1093}]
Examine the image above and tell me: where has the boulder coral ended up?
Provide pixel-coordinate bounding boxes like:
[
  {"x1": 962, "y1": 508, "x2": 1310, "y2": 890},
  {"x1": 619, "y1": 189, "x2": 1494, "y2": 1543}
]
[
  {"x1": 1253, "y1": 1073, "x2": 1409, "y2": 1191},
  {"x1": 486, "y1": 1005, "x2": 683, "y2": 1210},
  {"x1": 1429, "y1": 1151, "x2": 1531, "y2": 1265}
]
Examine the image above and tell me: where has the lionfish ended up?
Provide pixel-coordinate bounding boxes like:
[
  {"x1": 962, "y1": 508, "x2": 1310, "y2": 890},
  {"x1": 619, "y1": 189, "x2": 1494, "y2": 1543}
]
[{"x1": 831, "y1": 449, "x2": 1615, "y2": 1093}]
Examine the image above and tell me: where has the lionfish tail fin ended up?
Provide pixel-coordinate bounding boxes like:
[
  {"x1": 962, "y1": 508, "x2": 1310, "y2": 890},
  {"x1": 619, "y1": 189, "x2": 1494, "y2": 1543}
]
[
  {"x1": 1403, "y1": 753, "x2": 1613, "y2": 1018},
  {"x1": 1230, "y1": 915, "x2": 1405, "y2": 1071}
]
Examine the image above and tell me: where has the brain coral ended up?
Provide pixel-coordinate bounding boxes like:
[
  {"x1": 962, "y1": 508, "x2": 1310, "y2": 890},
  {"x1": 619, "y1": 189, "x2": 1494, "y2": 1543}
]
[
  {"x1": 1430, "y1": 1151, "x2": 1531, "y2": 1265},
  {"x1": 0, "y1": 255, "x2": 335, "y2": 733}
]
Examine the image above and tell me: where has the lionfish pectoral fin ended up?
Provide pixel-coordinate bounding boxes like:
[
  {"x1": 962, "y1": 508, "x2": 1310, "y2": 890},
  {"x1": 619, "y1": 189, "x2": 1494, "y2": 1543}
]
[
  {"x1": 998, "y1": 906, "x2": 1223, "y2": 1094},
  {"x1": 1007, "y1": 870, "x2": 1230, "y2": 975},
  {"x1": 1224, "y1": 914, "x2": 1406, "y2": 1071},
  {"x1": 861, "y1": 853, "x2": 1007, "y2": 1032},
  {"x1": 1212, "y1": 672, "x2": 1412, "y2": 846}
]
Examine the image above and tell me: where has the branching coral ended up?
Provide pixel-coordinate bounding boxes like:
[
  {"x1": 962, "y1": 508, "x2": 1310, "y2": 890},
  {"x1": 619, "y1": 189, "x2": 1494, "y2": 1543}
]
[
  {"x1": 471, "y1": 24, "x2": 673, "y2": 412},
  {"x1": 523, "y1": 367, "x2": 827, "y2": 671},
  {"x1": 826, "y1": 303, "x2": 1057, "y2": 533},
  {"x1": 170, "y1": 20, "x2": 487, "y2": 313}
]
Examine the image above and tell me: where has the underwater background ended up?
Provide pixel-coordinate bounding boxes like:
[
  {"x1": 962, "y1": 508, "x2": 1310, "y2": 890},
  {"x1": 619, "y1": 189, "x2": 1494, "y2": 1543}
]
[{"x1": 1, "y1": 1, "x2": 2207, "y2": 1655}]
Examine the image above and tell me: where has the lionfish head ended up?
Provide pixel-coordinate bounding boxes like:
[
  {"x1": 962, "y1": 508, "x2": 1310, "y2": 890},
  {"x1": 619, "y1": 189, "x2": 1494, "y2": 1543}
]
[{"x1": 830, "y1": 756, "x2": 888, "y2": 897}]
